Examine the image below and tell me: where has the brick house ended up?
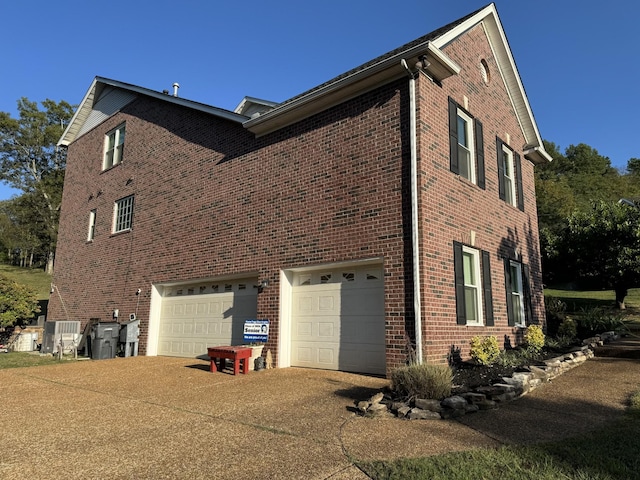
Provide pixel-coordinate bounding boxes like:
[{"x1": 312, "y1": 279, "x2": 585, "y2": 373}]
[{"x1": 50, "y1": 3, "x2": 550, "y2": 375}]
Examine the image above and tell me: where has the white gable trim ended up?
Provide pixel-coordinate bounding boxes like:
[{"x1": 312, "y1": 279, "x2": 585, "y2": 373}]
[
  {"x1": 433, "y1": 4, "x2": 551, "y2": 164},
  {"x1": 59, "y1": 77, "x2": 248, "y2": 147}
]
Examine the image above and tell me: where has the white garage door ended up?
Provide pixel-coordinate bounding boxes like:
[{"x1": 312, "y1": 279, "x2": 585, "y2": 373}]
[
  {"x1": 158, "y1": 279, "x2": 257, "y2": 357},
  {"x1": 291, "y1": 265, "x2": 385, "y2": 375}
]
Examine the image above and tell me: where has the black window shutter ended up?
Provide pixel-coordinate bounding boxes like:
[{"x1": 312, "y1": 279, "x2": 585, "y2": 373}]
[
  {"x1": 448, "y1": 98, "x2": 459, "y2": 175},
  {"x1": 523, "y1": 264, "x2": 535, "y2": 324},
  {"x1": 515, "y1": 152, "x2": 524, "y2": 211},
  {"x1": 453, "y1": 241, "x2": 466, "y2": 325},
  {"x1": 496, "y1": 138, "x2": 505, "y2": 201},
  {"x1": 482, "y1": 250, "x2": 494, "y2": 326},
  {"x1": 504, "y1": 259, "x2": 515, "y2": 326},
  {"x1": 475, "y1": 119, "x2": 485, "y2": 189}
]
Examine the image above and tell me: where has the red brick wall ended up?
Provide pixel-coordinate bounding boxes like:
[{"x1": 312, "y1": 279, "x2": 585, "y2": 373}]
[
  {"x1": 49, "y1": 81, "x2": 414, "y2": 368},
  {"x1": 415, "y1": 24, "x2": 545, "y2": 363},
  {"x1": 50, "y1": 23, "x2": 546, "y2": 372}
]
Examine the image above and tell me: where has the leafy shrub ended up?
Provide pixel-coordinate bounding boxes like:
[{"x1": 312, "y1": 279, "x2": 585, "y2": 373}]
[
  {"x1": 524, "y1": 325, "x2": 545, "y2": 353},
  {"x1": 544, "y1": 297, "x2": 567, "y2": 337},
  {"x1": 495, "y1": 348, "x2": 526, "y2": 368},
  {"x1": 469, "y1": 335, "x2": 500, "y2": 366},
  {"x1": 0, "y1": 277, "x2": 40, "y2": 328},
  {"x1": 545, "y1": 335, "x2": 576, "y2": 350},
  {"x1": 390, "y1": 363, "x2": 452, "y2": 400},
  {"x1": 576, "y1": 307, "x2": 627, "y2": 338},
  {"x1": 557, "y1": 318, "x2": 577, "y2": 339}
]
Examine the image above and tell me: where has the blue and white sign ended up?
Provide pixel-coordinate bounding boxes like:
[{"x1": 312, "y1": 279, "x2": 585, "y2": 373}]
[{"x1": 243, "y1": 319, "x2": 269, "y2": 343}]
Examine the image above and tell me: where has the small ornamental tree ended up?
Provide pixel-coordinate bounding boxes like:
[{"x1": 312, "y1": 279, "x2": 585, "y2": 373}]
[
  {"x1": 560, "y1": 201, "x2": 640, "y2": 309},
  {"x1": 0, "y1": 276, "x2": 40, "y2": 327}
]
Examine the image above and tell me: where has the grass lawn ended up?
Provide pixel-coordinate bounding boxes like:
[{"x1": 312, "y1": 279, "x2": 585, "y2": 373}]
[
  {"x1": 359, "y1": 390, "x2": 640, "y2": 480},
  {"x1": 359, "y1": 289, "x2": 640, "y2": 479},
  {"x1": 0, "y1": 351, "x2": 78, "y2": 369},
  {"x1": 0, "y1": 264, "x2": 51, "y2": 300},
  {"x1": 545, "y1": 287, "x2": 640, "y2": 330}
]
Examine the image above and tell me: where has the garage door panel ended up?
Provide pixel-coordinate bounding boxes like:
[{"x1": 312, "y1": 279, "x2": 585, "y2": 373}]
[
  {"x1": 183, "y1": 321, "x2": 194, "y2": 335},
  {"x1": 158, "y1": 279, "x2": 257, "y2": 358},
  {"x1": 291, "y1": 265, "x2": 385, "y2": 375},
  {"x1": 318, "y1": 347, "x2": 335, "y2": 365},
  {"x1": 318, "y1": 322, "x2": 335, "y2": 338},
  {"x1": 293, "y1": 342, "x2": 339, "y2": 369}
]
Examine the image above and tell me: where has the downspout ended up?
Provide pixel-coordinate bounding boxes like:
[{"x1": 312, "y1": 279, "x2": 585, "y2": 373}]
[{"x1": 401, "y1": 59, "x2": 423, "y2": 364}]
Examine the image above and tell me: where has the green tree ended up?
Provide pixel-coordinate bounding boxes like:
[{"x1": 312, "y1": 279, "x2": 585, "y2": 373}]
[
  {"x1": 627, "y1": 158, "x2": 640, "y2": 176},
  {"x1": 557, "y1": 201, "x2": 640, "y2": 309},
  {"x1": 0, "y1": 276, "x2": 40, "y2": 327},
  {"x1": 534, "y1": 141, "x2": 640, "y2": 286},
  {"x1": 0, "y1": 195, "x2": 48, "y2": 267},
  {"x1": 0, "y1": 98, "x2": 75, "y2": 274}
]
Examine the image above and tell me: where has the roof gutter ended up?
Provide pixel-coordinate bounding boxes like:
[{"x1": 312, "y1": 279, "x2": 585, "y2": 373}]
[
  {"x1": 244, "y1": 42, "x2": 459, "y2": 137},
  {"x1": 524, "y1": 145, "x2": 553, "y2": 165}
]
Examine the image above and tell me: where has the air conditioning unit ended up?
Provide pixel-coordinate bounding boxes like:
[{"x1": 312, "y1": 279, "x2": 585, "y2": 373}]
[{"x1": 42, "y1": 321, "x2": 81, "y2": 354}]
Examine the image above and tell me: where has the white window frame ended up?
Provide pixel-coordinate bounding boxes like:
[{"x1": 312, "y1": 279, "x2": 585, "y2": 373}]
[
  {"x1": 113, "y1": 195, "x2": 134, "y2": 233},
  {"x1": 462, "y1": 245, "x2": 483, "y2": 325},
  {"x1": 502, "y1": 145, "x2": 517, "y2": 207},
  {"x1": 509, "y1": 260, "x2": 526, "y2": 327},
  {"x1": 87, "y1": 209, "x2": 96, "y2": 241},
  {"x1": 457, "y1": 109, "x2": 476, "y2": 184},
  {"x1": 103, "y1": 124, "x2": 125, "y2": 170}
]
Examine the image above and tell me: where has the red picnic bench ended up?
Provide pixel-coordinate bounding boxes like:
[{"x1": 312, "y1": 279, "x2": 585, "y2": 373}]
[{"x1": 207, "y1": 346, "x2": 252, "y2": 375}]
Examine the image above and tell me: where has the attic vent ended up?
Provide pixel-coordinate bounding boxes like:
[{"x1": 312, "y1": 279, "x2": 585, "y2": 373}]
[{"x1": 480, "y1": 59, "x2": 490, "y2": 85}]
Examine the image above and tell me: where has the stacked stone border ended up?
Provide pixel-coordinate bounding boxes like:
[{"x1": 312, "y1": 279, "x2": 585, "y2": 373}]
[{"x1": 357, "y1": 340, "x2": 608, "y2": 420}]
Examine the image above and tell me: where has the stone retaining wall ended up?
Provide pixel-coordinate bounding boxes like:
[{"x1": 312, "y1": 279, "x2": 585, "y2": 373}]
[{"x1": 357, "y1": 344, "x2": 597, "y2": 420}]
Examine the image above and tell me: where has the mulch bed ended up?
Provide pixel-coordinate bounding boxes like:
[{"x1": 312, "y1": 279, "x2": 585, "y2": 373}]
[
  {"x1": 451, "y1": 362, "x2": 518, "y2": 393},
  {"x1": 450, "y1": 346, "x2": 578, "y2": 394}
]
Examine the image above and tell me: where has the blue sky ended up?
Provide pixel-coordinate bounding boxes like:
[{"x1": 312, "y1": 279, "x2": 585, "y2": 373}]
[{"x1": 1, "y1": 0, "x2": 636, "y2": 200}]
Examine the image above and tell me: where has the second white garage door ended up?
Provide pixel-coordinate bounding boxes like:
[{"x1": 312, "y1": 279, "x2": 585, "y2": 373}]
[
  {"x1": 158, "y1": 278, "x2": 257, "y2": 357},
  {"x1": 291, "y1": 265, "x2": 385, "y2": 375}
]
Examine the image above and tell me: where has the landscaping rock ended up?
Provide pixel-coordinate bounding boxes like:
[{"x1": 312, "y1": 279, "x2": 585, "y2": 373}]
[
  {"x1": 358, "y1": 345, "x2": 596, "y2": 421},
  {"x1": 528, "y1": 365, "x2": 551, "y2": 381},
  {"x1": 367, "y1": 402, "x2": 388, "y2": 414},
  {"x1": 397, "y1": 405, "x2": 411, "y2": 418},
  {"x1": 369, "y1": 392, "x2": 384, "y2": 404},
  {"x1": 408, "y1": 408, "x2": 441, "y2": 420},
  {"x1": 461, "y1": 392, "x2": 486, "y2": 404},
  {"x1": 441, "y1": 395, "x2": 467, "y2": 410},
  {"x1": 414, "y1": 398, "x2": 442, "y2": 412}
]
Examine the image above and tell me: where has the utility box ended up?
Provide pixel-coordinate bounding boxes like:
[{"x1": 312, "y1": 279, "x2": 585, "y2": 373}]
[
  {"x1": 42, "y1": 321, "x2": 81, "y2": 354},
  {"x1": 89, "y1": 322, "x2": 119, "y2": 360},
  {"x1": 119, "y1": 319, "x2": 140, "y2": 357}
]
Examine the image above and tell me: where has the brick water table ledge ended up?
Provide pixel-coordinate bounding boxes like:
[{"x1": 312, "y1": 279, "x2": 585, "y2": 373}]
[{"x1": 207, "y1": 346, "x2": 252, "y2": 375}]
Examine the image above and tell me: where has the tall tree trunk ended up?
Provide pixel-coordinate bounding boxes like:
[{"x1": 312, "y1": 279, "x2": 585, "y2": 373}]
[
  {"x1": 615, "y1": 285, "x2": 628, "y2": 310},
  {"x1": 29, "y1": 250, "x2": 34, "y2": 268},
  {"x1": 45, "y1": 250, "x2": 54, "y2": 275}
]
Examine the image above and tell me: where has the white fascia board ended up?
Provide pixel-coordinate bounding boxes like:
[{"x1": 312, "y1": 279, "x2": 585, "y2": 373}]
[
  {"x1": 433, "y1": 3, "x2": 550, "y2": 162},
  {"x1": 58, "y1": 77, "x2": 100, "y2": 146},
  {"x1": 234, "y1": 96, "x2": 279, "y2": 114},
  {"x1": 58, "y1": 77, "x2": 248, "y2": 147}
]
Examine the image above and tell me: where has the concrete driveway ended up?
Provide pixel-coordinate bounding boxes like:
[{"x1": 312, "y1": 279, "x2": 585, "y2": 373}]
[{"x1": 2, "y1": 355, "x2": 639, "y2": 479}]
